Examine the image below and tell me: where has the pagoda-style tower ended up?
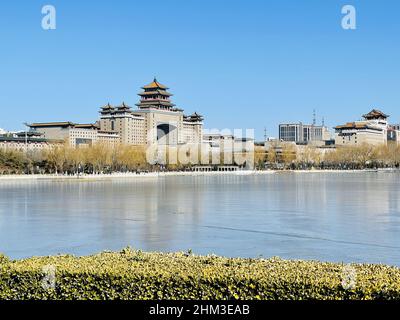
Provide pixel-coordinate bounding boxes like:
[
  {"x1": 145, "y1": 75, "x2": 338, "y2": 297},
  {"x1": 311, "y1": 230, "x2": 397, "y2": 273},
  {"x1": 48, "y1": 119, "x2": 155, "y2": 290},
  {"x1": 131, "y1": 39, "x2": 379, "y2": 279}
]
[
  {"x1": 100, "y1": 103, "x2": 115, "y2": 115},
  {"x1": 136, "y1": 78, "x2": 182, "y2": 111},
  {"x1": 98, "y1": 78, "x2": 204, "y2": 146},
  {"x1": 114, "y1": 102, "x2": 132, "y2": 114},
  {"x1": 100, "y1": 102, "x2": 132, "y2": 116},
  {"x1": 362, "y1": 109, "x2": 389, "y2": 121},
  {"x1": 183, "y1": 112, "x2": 204, "y2": 123}
]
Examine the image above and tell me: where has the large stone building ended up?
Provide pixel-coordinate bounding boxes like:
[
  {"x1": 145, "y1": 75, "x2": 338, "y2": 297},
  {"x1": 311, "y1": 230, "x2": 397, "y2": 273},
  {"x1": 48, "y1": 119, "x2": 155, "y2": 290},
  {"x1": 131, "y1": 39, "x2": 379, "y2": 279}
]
[
  {"x1": 28, "y1": 79, "x2": 204, "y2": 148},
  {"x1": 28, "y1": 122, "x2": 119, "y2": 148},
  {"x1": 99, "y1": 78, "x2": 203, "y2": 146},
  {"x1": 334, "y1": 109, "x2": 394, "y2": 146}
]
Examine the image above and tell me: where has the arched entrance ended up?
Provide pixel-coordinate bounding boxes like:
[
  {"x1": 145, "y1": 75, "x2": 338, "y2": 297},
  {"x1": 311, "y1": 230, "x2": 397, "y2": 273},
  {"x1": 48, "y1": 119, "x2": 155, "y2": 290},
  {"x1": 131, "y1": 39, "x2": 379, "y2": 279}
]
[{"x1": 157, "y1": 123, "x2": 177, "y2": 145}]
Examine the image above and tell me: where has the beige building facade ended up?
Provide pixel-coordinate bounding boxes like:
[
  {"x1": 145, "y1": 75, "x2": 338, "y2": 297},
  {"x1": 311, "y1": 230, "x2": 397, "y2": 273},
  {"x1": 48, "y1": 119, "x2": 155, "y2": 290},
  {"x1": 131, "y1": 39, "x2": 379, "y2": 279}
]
[
  {"x1": 334, "y1": 109, "x2": 392, "y2": 146},
  {"x1": 28, "y1": 122, "x2": 119, "y2": 148},
  {"x1": 0, "y1": 139, "x2": 55, "y2": 152},
  {"x1": 0, "y1": 132, "x2": 59, "y2": 152},
  {"x1": 27, "y1": 79, "x2": 204, "y2": 149},
  {"x1": 99, "y1": 79, "x2": 203, "y2": 146}
]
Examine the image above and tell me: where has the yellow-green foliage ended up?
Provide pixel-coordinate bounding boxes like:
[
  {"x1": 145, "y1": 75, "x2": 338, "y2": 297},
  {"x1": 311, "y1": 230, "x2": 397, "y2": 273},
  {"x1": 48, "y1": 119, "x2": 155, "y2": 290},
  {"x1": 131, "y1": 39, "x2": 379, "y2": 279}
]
[{"x1": 0, "y1": 249, "x2": 399, "y2": 300}]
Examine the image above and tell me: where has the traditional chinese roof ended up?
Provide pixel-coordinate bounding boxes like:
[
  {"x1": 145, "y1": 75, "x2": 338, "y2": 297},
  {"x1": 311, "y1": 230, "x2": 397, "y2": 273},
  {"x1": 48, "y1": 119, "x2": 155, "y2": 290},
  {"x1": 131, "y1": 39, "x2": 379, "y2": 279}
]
[
  {"x1": 142, "y1": 78, "x2": 168, "y2": 90},
  {"x1": 192, "y1": 112, "x2": 203, "y2": 118},
  {"x1": 137, "y1": 78, "x2": 177, "y2": 109},
  {"x1": 29, "y1": 122, "x2": 75, "y2": 128},
  {"x1": 101, "y1": 103, "x2": 114, "y2": 110},
  {"x1": 334, "y1": 121, "x2": 383, "y2": 131},
  {"x1": 139, "y1": 90, "x2": 173, "y2": 97},
  {"x1": 100, "y1": 104, "x2": 116, "y2": 115},
  {"x1": 29, "y1": 122, "x2": 99, "y2": 129},
  {"x1": 100, "y1": 102, "x2": 132, "y2": 115},
  {"x1": 184, "y1": 112, "x2": 204, "y2": 122},
  {"x1": 75, "y1": 123, "x2": 99, "y2": 129},
  {"x1": 116, "y1": 102, "x2": 132, "y2": 110},
  {"x1": 15, "y1": 131, "x2": 43, "y2": 137},
  {"x1": 136, "y1": 100, "x2": 175, "y2": 108},
  {"x1": 362, "y1": 109, "x2": 389, "y2": 120}
]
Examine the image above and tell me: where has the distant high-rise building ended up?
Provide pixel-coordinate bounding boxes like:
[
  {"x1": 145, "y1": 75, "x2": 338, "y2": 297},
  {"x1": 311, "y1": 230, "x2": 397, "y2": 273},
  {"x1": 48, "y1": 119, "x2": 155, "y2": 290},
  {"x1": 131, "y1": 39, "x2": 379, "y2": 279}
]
[{"x1": 279, "y1": 123, "x2": 331, "y2": 145}]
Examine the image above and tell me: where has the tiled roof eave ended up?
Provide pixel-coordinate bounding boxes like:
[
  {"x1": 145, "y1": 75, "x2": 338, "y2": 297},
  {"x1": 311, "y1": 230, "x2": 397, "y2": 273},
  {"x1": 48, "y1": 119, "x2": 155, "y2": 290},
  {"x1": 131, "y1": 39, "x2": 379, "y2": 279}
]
[
  {"x1": 335, "y1": 126, "x2": 383, "y2": 131},
  {"x1": 138, "y1": 91, "x2": 173, "y2": 96}
]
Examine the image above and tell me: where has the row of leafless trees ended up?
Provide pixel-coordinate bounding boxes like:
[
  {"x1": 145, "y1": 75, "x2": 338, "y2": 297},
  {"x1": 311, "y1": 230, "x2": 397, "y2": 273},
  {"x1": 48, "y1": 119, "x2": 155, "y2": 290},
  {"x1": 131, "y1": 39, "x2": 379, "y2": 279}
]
[
  {"x1": 0, "y1": 143, "x2": 249, "y2": 174},
  {"x1": 322, "y1": 143, "x2": 400, "y2": 169},
  {"x1": 255, "y1": 143, "x2": 400, "y2": 170},
  {"x1": 1, "y1": 142, "x2": 400, "y2": 174},
  {"x1": 0, "y1": 149, "x2": 27, "y2": 174},
  {"x1": 0, "y1": 144, "x2": 149, "y2": 175},
  {"x1": 42, "y1": 143, "x2": 149, "y2": 174}
]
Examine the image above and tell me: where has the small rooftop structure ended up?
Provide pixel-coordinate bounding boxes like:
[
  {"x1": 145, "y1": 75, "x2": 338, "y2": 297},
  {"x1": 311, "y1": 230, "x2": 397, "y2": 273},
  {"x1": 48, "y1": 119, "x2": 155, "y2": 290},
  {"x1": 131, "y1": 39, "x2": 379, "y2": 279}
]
[
  {"x1": 362, "y1": 109, "x2": 389, "y2": 120},
  {"x1": 184, "y1": 112, "x2": 204, "y2": 122}
]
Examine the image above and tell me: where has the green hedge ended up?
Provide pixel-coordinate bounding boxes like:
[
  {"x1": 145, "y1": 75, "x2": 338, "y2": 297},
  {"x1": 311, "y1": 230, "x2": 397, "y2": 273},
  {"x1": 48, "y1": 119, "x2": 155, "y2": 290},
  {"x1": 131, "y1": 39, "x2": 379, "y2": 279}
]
[{"x1": 0, "y1": 249, "x2": 399, "y2": 300}]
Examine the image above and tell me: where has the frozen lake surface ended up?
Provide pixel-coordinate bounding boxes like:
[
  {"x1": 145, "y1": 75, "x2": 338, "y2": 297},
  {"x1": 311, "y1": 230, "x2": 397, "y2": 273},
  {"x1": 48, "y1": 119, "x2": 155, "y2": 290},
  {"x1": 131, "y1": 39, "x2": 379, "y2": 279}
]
[{"x1": 0, "y1": 172, "x2": 399, "y2": 265}]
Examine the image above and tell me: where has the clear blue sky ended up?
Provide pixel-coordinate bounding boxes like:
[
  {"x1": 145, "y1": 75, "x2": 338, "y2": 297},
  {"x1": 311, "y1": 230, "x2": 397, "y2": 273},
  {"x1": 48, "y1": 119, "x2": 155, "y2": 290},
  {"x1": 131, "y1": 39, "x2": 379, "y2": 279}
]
[{"x1": 1, "y1": 0, "x2": 399, "y2": 139}]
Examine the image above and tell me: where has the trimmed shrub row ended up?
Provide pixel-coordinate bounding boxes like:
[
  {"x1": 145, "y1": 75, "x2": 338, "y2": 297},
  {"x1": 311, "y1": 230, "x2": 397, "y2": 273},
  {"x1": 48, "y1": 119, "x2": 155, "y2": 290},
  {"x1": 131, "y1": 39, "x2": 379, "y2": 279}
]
[{"x1": 0, "y1": 249, "x2": 399, "y2": 300}]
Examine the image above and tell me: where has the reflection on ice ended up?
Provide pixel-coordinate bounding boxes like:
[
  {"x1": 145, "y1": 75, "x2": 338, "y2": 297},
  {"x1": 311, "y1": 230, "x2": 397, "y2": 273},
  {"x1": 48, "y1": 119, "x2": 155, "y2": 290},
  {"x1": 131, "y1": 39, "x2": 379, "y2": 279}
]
[{"x1": 0, "y1": 172, "x2": 399, "y2": 266}]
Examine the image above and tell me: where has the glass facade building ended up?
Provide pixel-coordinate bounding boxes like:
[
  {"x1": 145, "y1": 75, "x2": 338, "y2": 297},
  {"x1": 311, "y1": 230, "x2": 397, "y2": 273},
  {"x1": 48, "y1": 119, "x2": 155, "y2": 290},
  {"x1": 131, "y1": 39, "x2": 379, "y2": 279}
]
[{"x1": 279, "y1": 123, "x2": 327, "y2": 143}]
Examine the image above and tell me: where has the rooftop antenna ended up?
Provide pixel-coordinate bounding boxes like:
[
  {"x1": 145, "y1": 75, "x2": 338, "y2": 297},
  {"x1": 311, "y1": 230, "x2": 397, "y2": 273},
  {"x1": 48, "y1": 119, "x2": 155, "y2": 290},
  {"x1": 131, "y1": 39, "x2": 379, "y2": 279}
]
[
  {"x1": 264, "y1": 127, "x2": 267, "y2": 141},
  {"x1": 313, "y1": 109, "x2": 316, "y2": 126},
  {"x1": 322, "y1": 117, "x2": 325, "y2": 127}
]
